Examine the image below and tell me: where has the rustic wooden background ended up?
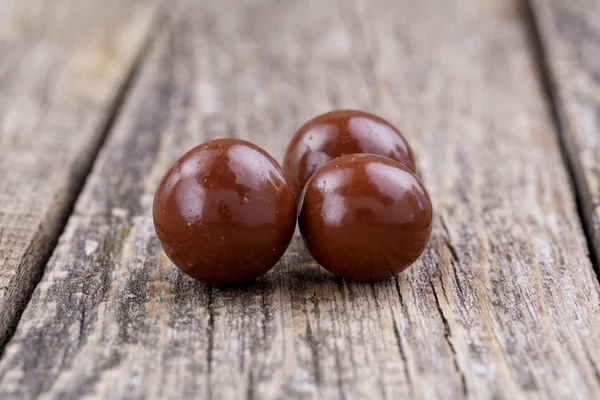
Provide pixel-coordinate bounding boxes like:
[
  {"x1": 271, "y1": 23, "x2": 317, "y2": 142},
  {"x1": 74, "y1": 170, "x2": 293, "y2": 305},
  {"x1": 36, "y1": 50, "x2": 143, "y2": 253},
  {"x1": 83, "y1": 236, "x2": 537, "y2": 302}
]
[{"x1": 0, "y1": 0, "x2": 599, "y2": 398}]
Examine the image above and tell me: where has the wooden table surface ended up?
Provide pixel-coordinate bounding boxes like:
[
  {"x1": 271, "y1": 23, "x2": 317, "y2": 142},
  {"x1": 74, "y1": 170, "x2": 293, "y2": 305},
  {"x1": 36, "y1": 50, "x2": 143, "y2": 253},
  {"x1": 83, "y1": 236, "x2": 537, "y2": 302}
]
[{"x1": 0, "y1": 0, "x2": 599, "y2": 398}]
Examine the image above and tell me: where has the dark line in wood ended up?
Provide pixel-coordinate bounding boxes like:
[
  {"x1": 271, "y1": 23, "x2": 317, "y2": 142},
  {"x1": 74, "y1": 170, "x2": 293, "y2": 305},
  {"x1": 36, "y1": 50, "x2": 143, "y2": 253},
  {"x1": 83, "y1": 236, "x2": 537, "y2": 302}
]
[
  {"x1": 330, "y1": 282, "x2": 347, "y2": 400},
  {"x1": 206, "y1": 284, "x2": 215, "y2": 400},
  {"x1": 440, "y1": 217, "x2": 461, "y2": 265},
  {"x1": 439, "y1": 273, "x2": 451, "y2": 304},
  {"x1": 430, "y1": 281, "x2": 468, "y2": 398},
  {"x1": 391, "y1": 277, "x2": 417, "y2": 396},
  {"x1": 0, "y1": 14, "x2": 160, "y2": 356},
  {"x1": 440, "y1": 216, "x2": 466, "y2": 301},
  {"x1": 521, "y1": 0, "x2": 599, "y2": 274},
  {"x1": 335, "y1": 279, "x2": 357, "y2": 376},
  {"x1": 333, "y1": 348, "x2": 346, "y2": 400},
  {"x1": 206, "y1": 285, "x2": 215, "y2": 373},
  {"x1": 77, "y1": 297, "x2": 86, "y2": 346},
  {"x1": 450, "y1": 260, "x2": 465, "y2": 302},
  {"x1": 305, "y1": 320, "x2": 322, "y2": 386},
  {"x1": 583, "y1": 349, "x2": 600, "y2": 387},
  {"x1": 394, "y1": 277, "x2": 407, "y2": 315},
  {"x1": 259, "y1": 279, "x2": 270, "y2": 391},
  {"x1": 444, "y1": 238, "x2": 460, "y2": 265},
  {"x1": 261, "y1": 284, "x2": 268, "y2": 343},
  {"x1": 304, "y1": 295, "x2": 322, "y2": 386},
  {"x1": 389, "y1": 307, "x2": 414, "y2": 392},
  {"x1": 310, "y1": 285, "x2": 324, "y2": 389},
  {"x1": 239, "y1": 314, "x2": 246, "y2": 373},
  {"x1": 310, "y1": 287, "x2": 321, "y2": 321},
  {"x1": 369, "y1": 283, "x2": 389, "y2": 400},
  {"x1": 246, "y1": 370, "x2": 255, "y2": 400}
]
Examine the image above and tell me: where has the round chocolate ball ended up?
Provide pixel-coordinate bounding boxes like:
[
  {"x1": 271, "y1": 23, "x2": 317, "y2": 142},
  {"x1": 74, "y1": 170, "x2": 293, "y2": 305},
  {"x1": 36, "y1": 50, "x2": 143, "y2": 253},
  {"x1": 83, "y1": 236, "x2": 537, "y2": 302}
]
[
  {"x1": 298, "y1": 154, "x2": 432, "y2": 281},
  {"x1": 284, "y1": 109, "x2": 415, "y2": 199},
  {"x1": 153, "y1": 138, "x2": 297, "y2": 285}
]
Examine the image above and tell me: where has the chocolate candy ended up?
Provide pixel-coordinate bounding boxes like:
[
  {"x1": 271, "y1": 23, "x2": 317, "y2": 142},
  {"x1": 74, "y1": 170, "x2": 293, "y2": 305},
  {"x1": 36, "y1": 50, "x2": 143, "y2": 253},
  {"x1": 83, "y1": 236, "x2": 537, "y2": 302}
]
[
  {"x1": 299, "y1": 154, "x2": 432, "y2": 281},
  {"x1": 284, "y1": 109, "x2": 415, "y2": 199},
  {"x1": 153, "y1": 138, "x2": 296, "y2": 285}
]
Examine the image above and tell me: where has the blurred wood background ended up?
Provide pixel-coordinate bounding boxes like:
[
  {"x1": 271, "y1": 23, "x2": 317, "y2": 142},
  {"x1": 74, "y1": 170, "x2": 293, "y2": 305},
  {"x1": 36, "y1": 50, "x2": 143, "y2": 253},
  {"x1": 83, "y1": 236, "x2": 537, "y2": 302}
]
[{"x1": 0, "y1": 0, "x2": 599, "y2": 398}]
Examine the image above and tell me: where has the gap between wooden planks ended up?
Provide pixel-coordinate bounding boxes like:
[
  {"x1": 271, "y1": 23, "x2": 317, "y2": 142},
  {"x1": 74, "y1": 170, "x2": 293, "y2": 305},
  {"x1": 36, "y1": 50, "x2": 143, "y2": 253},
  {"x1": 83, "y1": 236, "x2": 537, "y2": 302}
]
[
  {"x1": 0, "y1": 0, "x2": 160, "y2": 348},
  {"x1": 0, "y1": 0, "x2": 600, "y2": 399},
  {"x1": 528, "y1": 0, "x2": 600, "y2": 269}
]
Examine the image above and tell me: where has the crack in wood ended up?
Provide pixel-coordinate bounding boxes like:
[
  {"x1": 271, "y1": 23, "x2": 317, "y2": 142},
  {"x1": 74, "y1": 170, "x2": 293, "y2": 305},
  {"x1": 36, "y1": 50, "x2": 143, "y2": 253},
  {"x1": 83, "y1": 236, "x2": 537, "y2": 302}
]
[
  {"x1": 77, "y1": 296, "x2": 86, "y2": 347},
  {"x1": 430, "y1": 281, "x2": 468, "y2": 398},
  {"x1": 394, "y1": 277, "x2": 406, "y2": 313},
  {"x1": 369, "y1": 283, "x2": 391, "y2": 400},
  {"x1": 331, "y1": 282, "x2": 347, "y2": 400},
  {"x1": 440, "y1": 217, "x2": 461, "y2": 265},
  {"x1": 390, "y1": 308, "x2": 413, "y2": 392},
  {"x1": 335, "y1": 279, "x2": 357, "y2": 378},
  {"x1": 444, "y1": 238, "x2": 461, "y2": 265},
  {"x1": 260, "y1": 281, "x2": 270, "y2": 356},
  {"x1": 206, "y1": 284, "x2": 215, "y2": 399},
  {"x1": 439, "y1": 216, "x2": 466, "y2": 302},
  {"x1": 259, "y1": 289, "x2": 268, "y2": 348},
  {"x1": 390, "y1": 277, "x2": 416, "y2": 396},
  {"x1": 246, "y1": 369, "x2": 256, "y2": 400},
  {"x1": 583, "y1": 350, "x2": 600, "y2": 389},
  {"x1": 305, "y1": 291, "x2": 322, "y2": 386}
]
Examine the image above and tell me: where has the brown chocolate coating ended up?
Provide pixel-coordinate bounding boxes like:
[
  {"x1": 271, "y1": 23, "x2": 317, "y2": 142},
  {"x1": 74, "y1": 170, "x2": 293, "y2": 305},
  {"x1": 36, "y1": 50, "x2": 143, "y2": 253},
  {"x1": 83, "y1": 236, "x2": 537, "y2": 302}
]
[
  {"x1": 284, "y1": 109, "x2": 416, "y2": 199},
  {"x1": 298, "y1": 154, "x2": 432, "y2": 281},
  {"x1": 153, "y1": 139, "x2": 296, "y2": 286}
]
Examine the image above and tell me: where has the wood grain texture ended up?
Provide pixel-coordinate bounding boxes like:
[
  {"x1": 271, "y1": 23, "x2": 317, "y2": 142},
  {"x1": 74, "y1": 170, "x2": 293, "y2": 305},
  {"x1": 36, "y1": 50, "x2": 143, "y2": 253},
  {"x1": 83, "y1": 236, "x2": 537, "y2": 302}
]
[
  {"x1": 0, "y1": 0, "x2": 158, "y2": 346},
  {"x1": 528, "y1": 0, "x2": 600, "y2": 263},
  {"x1": 1, "y1": 0, "x2": 600, "y2": 398}
]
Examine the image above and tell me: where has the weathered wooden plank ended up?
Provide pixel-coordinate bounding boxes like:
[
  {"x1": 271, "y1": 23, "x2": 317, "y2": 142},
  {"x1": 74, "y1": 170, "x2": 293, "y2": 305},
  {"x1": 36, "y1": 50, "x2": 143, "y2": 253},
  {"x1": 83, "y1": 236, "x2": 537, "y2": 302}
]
[
  {"x1": 0, "y1": 0, "x2": 159, "y2": 346},
  {"x1": 1, "y1": 0, "x2": 600, "y2": 398},
  {"x1": 528, "y1": 0, "x2": 600, "y2": 264}
]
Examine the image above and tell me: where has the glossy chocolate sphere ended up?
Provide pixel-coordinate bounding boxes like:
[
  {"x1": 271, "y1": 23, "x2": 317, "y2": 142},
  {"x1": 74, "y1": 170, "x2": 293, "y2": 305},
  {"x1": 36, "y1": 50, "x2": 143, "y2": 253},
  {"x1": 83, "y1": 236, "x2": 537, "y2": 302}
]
[
  {"x1": 284, "y1": 110, "x2": 416, "y2": 199},
  {"x1": 299, "y1": 154, "x2": 432, "y2": 281},
  {"x1": 153, "y1": 139, "x2": 297, "y2": 285}
]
